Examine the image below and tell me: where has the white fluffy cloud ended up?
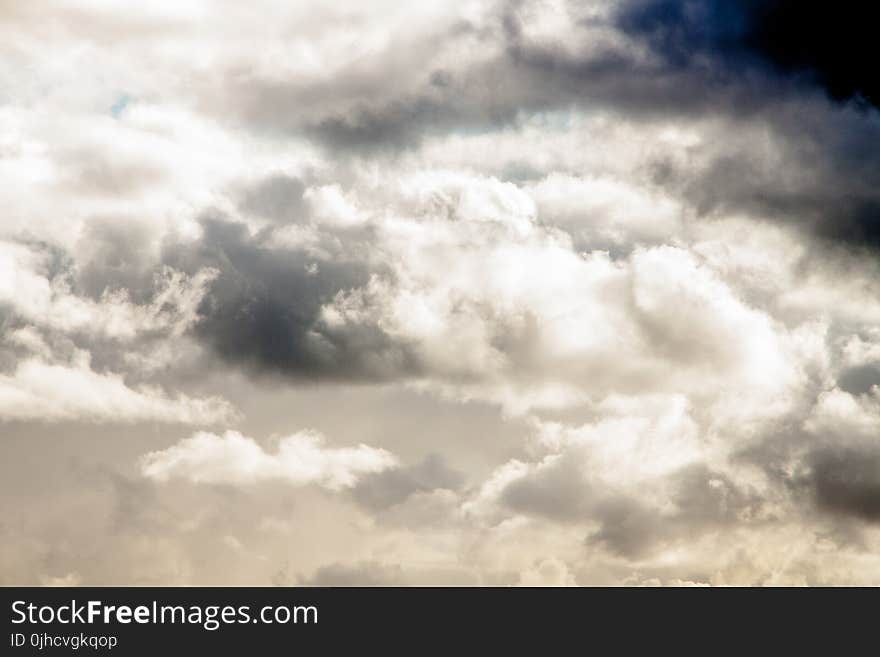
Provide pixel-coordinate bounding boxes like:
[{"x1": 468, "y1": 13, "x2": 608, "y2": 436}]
[
  {"x1": 0, "y1": 352, "x2": 234, "y2": 425},
  {"x1": 317, "y1": 172, "x2": 807, "y2": 423},
  {"x1": 140, "y1": 430, "x2": 397, "y2": 489}
]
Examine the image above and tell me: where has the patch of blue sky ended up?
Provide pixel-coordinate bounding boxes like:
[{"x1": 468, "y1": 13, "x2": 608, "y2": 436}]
[{"x1": 109, "y1": 94, "x2": 132, "y2": 118}]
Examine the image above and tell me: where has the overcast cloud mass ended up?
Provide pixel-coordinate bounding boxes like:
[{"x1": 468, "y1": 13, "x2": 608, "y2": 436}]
[{"x1": 3, "y1": 0, "x2": 880, "y2": 585}]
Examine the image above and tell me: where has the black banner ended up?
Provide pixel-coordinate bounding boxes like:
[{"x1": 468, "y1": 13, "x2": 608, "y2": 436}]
[{"x1": 0, "y1": 587, "x2": 869, "y2": 653}]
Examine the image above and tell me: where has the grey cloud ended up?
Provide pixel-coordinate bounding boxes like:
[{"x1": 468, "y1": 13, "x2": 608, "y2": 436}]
[
  {"x1": 300, "y1": 561, "x2": 407, "y2": 586},
  {"x1": 0, "y1": 231, "x2": 152, "y2": 314},
  {"x1": 238, "y1": 175, "x2": 307, "y2": 225},
  {"x1": 838, "y1": 364, "x2": 880, "y2": 396},
  {"x1": 589, "y1": 464, "x2": 762, "y2": 558},
  {"x1": 0, "y1": 233, "x2": 209, "y2": 392},
  {"x1": 669, "y1": 463, "x2": 761, "y2": 525},
  {"x1": 220, "y1": 5, "x2": 734, "y2": 153},
  {"x1": 219, "y1": 2, "x2": 880, "y2": 252},
  {"x1": 588, "y1": 496, "x2": 663, "y2": 559},
  {"x1": 501, "y1": 455, "x2": 592, "y2": 522},
  {"x1": 304, "y1": 93, "x2": 514, "y2": 153},
  {"x1": 734, "y1": 419, "x2": 880, "y2": 534},
  {"x1": 606, "y1": 0, "x2": 880, "y2": 249},
  {"x1": 352, "y1": 454, "x2": 464, "y2": 511},
  {"x1": 162, "y1": 215, "x2": 419, "y2": 382},
  {"x1": 616, "y1": 1, "x2": 880, "y2": 110},
  {"x1": 221, "y1": 17, "x2": 484, "y2": 151},
  {"x1": 75, "y1": 216, "x2": 157, "y2": 299},
  {"x1": 495, "y1": 453, "x2": 762, "y2": 558},
  {"x1": 300, "y1": 560, "x2": 479, "y2": 586},
  {"x1": 657, "y1": 101, "x2": 880, "y2": 248},
  {"x1": 807, "y1": 446, "x2": 880, "y2": 523},
  {"x1": 202, "y1": 2, "x2": 880, "y2": 268}
]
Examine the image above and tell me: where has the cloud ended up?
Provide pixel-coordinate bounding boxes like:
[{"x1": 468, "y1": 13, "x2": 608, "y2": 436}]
[
  {"x1": 162, "y1": 215, "x2": 419, "y2": 381},
  {"x1": 517, "y1": 558, "x2": 577, "y2": 586},
  {"x1": 806, "y1": 446, "x2": 880, "y2": 523},
  {"x1": 608, "y1": 1, "x2": 880, "y2": 247},
  {"x1": 617, "y1": 1, "x2": 880, "y2": 108},
  {"x1": 0, "y1": 352, "x2": 234, "y2": 424},
  {"x1": 459, "y1": 394, "x2": 771, "y2": 560},
  {"x1": 351, "y1": 454, "x2": 464, "y2": 511},
  {"x1": 837, "y1": 364, "x2": 880, "y2": 396},
  {"x1": 238, "y1": 175, "x2": 307, "y2": 225},
  {"x1": 213, "y1": 0, "x2": 795, "y2": 154},
  {"x1": 300, "y1": 561, "x2": 407, "y2": 586},
  {"x1": 299, "y1": 559, "x2": 480, "y2": 586},
  {"x1": 6, "y1": 0, "x2": 880, "y2": 586},
  {"x1": 0, "y1": 238, "x2": 217, "y2": 341},
  {"x1": 314, "y1": 173, "x2": 805, "y2": 419},
  {"x1": 140, "y1": 429, "x2": 397, "y2": 489},
  {"x1": 804, "y1": 388, "x2": 880, "y2": 441}
]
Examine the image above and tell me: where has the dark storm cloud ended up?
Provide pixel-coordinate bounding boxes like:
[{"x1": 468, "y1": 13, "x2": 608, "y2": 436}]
[
  {"x1": 294, "y1": 29, "x2": 776, "y2": 154},
  {"x1": 499, "y1": 2, "x2": 778, "y2": 119},
  {"x1": 611, "y1": 1, "x2": 880, "y2": 247},
  {"x1": 837, "y1": 364, "x2": 880, "y2": 396},
  {"x1": 162, "y1": 215, "x2": 419, "y2": 381},
  {"x1": 503, "y1": 1, "x2": 880, "y2": 250},
  {"x1": 214, "y1": 2, "x2": 880, "y2": 252},
  {"x1": 617, "y1": 1, "x2": 879, "y2": 109},
  {"x1": 647, "y1": 94, "x2": 880, "y2": 246},
  {"x1": 228, "y1": 1, "x2": 880, "y2": 250},
  {"x1": 216, "y1": 0, "x2": 870, "y2": 169},
  {"x1": 225, "y1": 3, "x2": 784, "y2": 154},
  {"x1": 807, "y1": 446, "x2": 880, "y2": 523},
  {"x1": 735, "y1": 417, "x2": 880, "y2": 533}
]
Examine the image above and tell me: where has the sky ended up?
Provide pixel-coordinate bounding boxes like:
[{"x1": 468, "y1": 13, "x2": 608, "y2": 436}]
[{"x1": 3, "y1": 0, "x2": 880, "y2": 586}]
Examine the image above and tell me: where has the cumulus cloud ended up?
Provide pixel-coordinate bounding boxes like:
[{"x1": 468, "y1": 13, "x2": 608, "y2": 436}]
[
  {"x1": 0, "y1": 351, "x2": 234, "y2": 425},
  {"x1": 0, "y1": 238, "x2": 217, "y2": 341},
  {"x1": 140, "y1": 430, "x2": 397, "y2": 489}
]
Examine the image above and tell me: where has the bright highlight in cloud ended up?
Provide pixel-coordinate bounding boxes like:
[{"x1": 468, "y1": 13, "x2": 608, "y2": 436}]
[{"x1": 140, "y1": 430, "x2": 398, "y2": 489}]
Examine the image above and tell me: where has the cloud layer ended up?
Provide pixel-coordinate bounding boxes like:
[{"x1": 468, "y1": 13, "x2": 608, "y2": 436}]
[{"x1": 3, "y1": 0, "x2": 880, "y2": 586}]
